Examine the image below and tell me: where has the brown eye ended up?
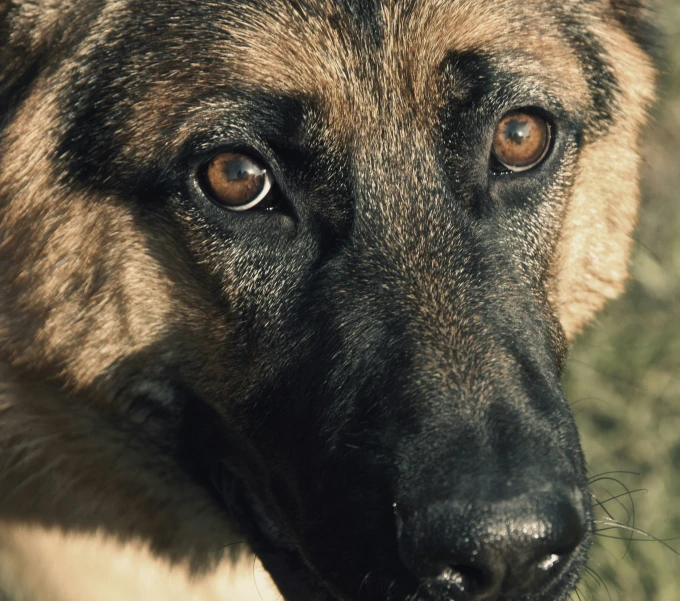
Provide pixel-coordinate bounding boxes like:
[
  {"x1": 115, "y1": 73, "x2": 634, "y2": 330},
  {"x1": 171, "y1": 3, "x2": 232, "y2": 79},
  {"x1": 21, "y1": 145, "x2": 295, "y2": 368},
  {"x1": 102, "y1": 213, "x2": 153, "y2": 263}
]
[
  {"x1": 491, "y1": 111, "x2": 551, "y2": 173},
  {"x1": 201, "y1": 152, "x2": 273, "y2": 210}
]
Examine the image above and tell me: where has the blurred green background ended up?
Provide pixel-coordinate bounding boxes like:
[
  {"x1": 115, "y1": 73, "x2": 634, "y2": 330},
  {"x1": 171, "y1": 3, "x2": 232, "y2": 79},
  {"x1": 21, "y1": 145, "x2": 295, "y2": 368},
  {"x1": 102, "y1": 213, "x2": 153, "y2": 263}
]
[{"x1": 563, "y1": 2, "x2": 680, "y2": 599}]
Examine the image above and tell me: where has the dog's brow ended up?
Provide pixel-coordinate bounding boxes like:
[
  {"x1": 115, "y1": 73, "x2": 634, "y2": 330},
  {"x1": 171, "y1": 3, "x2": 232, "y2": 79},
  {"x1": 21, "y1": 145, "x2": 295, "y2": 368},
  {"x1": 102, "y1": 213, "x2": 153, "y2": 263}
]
[{"x1": 439, "y1": 50, "x2": 569, "y2": 114}]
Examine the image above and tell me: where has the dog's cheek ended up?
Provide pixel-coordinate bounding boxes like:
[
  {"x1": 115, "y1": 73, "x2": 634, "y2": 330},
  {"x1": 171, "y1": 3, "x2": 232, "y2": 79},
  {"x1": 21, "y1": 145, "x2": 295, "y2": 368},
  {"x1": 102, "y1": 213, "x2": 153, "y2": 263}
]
[{"x1": 0, "y1": 83, "x2": 189, "y2": 395}]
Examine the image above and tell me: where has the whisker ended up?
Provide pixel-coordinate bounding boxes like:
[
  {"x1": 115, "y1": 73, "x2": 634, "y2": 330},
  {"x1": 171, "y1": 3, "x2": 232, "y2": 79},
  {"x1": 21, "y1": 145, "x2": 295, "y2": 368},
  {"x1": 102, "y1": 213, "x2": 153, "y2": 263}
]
[
  {"x1": 594, "y1": 533, "x2": 677, "y2": 544},
  {"x1": 569, "y1": 396, "x2": 613, "y2": 410},
  {"x1": 594, "y1": 517, "x2": 678, "y2": 541},
  {"x1": 357, "y1": 570, "x2": 373, "y2": 600},
  {"x1": 580, "y1": 573, "x2": 599, "y2": 597},
  {"x1": 588, "y1": 471, "x2": 641, "y2": 483},
  {"x1": 590, "y1": 480, "x2": 634, "y2": 524},
  {"x1": 592, "y1": 527, "x2": 680, "y2": 554},
  {"x1": 385, "y1": 579, "x2": 397, "y2": 601},
  {"x1": 210, "y1": 541, "x2": 250, "y2": 552},
  {"x1": 584, "y1": 565, "x2": 614, "y2": 601},
  {"x1": 591, "y1": 492, "x2": 621, "y2": 524},
  {"x1": 572, "y1": 585, "x2": 585, "y2": 601},
  {"x1": 589, "y1": 539, "x2": 622, "y2": 562},
  {"x1": 589, "y1": 475, "x2": 640, "y2": 529},
  {"x1": 591, "y1": 489, "x2": 647, "y2": 510},
  {"x1": 593, "y1": 480, "x2": 639, "y2": 557}
]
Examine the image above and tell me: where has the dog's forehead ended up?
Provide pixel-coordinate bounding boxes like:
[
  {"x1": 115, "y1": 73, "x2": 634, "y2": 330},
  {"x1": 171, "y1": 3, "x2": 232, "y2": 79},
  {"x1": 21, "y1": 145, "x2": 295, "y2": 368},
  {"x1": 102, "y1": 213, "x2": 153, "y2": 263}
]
[
  {"x1": 230, "y1": 0, "x2": 587, "y2": 101},
  {"x1": 98, "y1": 0, "x2": 591, "y2": 143},
  {"x1": 224, "y1": 0, "x2": 588, "y2": 125}
]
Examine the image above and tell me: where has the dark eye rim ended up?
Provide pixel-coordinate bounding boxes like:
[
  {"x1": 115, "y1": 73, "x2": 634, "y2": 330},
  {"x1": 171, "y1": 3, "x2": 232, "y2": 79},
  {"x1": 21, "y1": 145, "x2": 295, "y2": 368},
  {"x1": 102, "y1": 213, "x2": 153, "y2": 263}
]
[
  {"x1": 489, "y1": 108, "x2": 555, "y2": 175},
  {"x1": 193, "y1": 148, "x2": 279, "y2": 212}
]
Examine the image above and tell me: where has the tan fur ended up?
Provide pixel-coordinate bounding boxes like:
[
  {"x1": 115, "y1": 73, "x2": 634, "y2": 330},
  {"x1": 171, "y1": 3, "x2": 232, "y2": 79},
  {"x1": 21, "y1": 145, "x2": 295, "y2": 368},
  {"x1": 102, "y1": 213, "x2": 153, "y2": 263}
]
[
  {"x1": 0, "y1": 88, "x2": 171, "y2": 390},
  {"x1": 105, "y1": 1, "x2": 594, "y2": 162},
  {"x1": 0, "y1": 526, "x2": 280, "y2": 601},
  {"x1": 0, "y1": 365, "x2": 273, "y2": 600},
  {"x1": 217, "y1": 1, "x2": 591, "y2": 134},
  {"x1": 0, "y1": 0, "x2": 655, "y2": 599},
  {"x1": 551, "y1": 16, "x2": 655, "y2": 338},
  {"x1": 146, "y1": 0, "x2": 655, "y2": 338}
]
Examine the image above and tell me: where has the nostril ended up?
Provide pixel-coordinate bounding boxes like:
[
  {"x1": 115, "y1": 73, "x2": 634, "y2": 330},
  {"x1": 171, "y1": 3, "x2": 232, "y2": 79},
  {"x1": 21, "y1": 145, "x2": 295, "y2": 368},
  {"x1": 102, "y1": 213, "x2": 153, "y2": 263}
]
[
  {"x1": 431, "y1": 547, "x2": 572, "y2": 600},
  {"x1": 436, "y1": 563, "x2": 503, "y2": 599}
]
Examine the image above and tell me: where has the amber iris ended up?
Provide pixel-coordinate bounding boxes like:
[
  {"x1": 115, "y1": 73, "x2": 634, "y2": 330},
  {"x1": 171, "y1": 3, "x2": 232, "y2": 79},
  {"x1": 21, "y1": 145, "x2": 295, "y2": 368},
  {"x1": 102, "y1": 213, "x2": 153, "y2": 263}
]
[
  {"x1": 491, "y1": 112, "x2": 551, "y2": 172},
  {"x1": 203, "y1": 153, "x2": 271, "y2": 210}
]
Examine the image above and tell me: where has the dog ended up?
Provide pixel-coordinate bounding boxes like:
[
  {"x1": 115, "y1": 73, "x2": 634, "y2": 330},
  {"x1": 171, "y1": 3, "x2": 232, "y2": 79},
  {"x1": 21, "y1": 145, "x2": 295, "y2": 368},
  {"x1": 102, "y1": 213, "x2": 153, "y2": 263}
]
[{"x1": 0, "y1": 1, "x2": 656, "y2": 600}]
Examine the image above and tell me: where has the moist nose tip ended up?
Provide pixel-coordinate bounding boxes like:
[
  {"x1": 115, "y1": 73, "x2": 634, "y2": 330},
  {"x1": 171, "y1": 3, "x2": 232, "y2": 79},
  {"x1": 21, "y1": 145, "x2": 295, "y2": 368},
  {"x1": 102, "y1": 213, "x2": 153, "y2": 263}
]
[{"x1": 397, "y1": 489, "x2": 586, "y2": 600}]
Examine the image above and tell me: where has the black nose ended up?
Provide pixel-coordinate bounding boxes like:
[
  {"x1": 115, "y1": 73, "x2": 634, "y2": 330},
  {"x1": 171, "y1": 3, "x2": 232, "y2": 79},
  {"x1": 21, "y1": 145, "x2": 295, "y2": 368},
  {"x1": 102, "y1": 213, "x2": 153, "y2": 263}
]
[{"x1": 396, "y1": 489, "x2": 585, "y2": 600}]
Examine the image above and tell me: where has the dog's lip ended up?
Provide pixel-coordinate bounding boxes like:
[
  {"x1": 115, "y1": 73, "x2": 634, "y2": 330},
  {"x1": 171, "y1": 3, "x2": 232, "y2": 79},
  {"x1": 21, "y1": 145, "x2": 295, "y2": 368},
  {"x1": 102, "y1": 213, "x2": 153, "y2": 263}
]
[
  {"x1": 232, "y1": 485, "x2": 412, "y2": 601},
  {"x1": 179, "y1": 396, "x2": 335, "y2": 599},
  {"x1": 243, "y1": 488, "x2": 292, "y2": 549},
  {"x1": 217, "y1": 471, "x2": 588, "y2": 601},
  {"x1": 225, "y1": 478, "x2": 335, "y2": 601}
]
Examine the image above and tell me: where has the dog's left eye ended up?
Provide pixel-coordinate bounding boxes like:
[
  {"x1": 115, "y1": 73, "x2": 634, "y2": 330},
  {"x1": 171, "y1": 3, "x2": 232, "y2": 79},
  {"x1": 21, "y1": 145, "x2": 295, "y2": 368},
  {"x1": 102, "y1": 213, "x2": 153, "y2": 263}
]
[
  {"x1": 490, "y1": 111, "x2": 551, "y2": 173},
  {"x1": 200, "y1": 152, "x2": 274, "y2": 211}
]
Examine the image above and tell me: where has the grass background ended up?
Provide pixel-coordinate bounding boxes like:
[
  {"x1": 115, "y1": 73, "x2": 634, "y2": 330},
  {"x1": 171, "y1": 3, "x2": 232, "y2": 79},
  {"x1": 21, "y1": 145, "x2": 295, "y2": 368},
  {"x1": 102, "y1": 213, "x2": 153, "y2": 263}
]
[{"x1": 563, "y1": 2, "x2": 680, "y2": 599}]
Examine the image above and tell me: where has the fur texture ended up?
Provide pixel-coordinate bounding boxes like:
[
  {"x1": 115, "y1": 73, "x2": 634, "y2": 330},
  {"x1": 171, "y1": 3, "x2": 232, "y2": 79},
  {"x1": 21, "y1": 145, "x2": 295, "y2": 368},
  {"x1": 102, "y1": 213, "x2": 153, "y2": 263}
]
[{"x1": 0, "y1": 1, "x2": 655, "y2": 600}]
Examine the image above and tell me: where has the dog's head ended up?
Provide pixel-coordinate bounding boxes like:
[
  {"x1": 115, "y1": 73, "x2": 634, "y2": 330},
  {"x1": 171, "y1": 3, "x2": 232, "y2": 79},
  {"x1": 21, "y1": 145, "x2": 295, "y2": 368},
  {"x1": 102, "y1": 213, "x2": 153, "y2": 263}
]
[{"x1": 0, "y1": 1, "x2": 655, "y2": 600}]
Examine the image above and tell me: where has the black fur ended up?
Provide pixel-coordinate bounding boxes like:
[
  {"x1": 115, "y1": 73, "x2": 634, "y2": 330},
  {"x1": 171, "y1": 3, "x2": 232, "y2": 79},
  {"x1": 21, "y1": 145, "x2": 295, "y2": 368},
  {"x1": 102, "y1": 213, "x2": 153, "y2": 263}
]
[{"x1": 0, "y1": 1, "x2": 656, "y2": 600}]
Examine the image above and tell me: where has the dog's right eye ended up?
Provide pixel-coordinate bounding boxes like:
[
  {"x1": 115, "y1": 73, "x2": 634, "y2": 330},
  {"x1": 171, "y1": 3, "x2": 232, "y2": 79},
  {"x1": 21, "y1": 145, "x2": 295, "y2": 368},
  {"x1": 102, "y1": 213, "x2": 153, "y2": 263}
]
[{"x1": 199, "y1": 152, "x2": 274, "y2": 211}]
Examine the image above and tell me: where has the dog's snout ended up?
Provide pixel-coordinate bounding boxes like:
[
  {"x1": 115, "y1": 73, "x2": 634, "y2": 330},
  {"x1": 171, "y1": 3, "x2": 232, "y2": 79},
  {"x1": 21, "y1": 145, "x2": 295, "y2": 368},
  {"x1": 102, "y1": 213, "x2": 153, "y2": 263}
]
[{"x1": 397, "y1": 489, "x2": 586, "y2": 600}]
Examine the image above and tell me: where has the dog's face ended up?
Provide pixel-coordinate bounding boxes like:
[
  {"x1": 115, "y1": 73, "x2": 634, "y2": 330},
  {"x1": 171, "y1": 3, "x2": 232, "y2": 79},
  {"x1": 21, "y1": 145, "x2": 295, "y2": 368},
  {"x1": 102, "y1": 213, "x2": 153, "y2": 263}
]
[{"x1": 0, "y1": 1, "x2": 655, "y2": 600}]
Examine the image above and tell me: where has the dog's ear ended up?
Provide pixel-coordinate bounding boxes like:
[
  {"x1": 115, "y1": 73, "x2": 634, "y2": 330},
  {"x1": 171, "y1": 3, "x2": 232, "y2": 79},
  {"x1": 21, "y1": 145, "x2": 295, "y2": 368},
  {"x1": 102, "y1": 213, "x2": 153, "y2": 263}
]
[{"x1": 551, "y1": 0, "x2": 656, "y2": 339}]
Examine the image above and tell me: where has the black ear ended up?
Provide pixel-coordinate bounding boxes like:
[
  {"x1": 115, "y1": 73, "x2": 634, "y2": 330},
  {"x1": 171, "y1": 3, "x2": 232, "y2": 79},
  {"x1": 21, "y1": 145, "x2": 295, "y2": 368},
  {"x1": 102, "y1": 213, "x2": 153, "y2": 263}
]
[{"x1": 609, "y1": 0, "x2": 658, "y2": 57}]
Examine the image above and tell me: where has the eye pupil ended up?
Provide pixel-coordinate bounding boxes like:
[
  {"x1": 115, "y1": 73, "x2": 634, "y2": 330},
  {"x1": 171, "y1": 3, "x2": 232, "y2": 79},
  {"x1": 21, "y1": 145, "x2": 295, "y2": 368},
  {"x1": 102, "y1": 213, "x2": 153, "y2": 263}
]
[
  {"x1": 491, "y1": 111, "x2": 551, "y2": 173},
  {"x1": 202, "y1": 153, "x2": 272, "y2": 210},
  {"x1": 503, "y1": 119, "x2": 531, "y2": 144}
]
